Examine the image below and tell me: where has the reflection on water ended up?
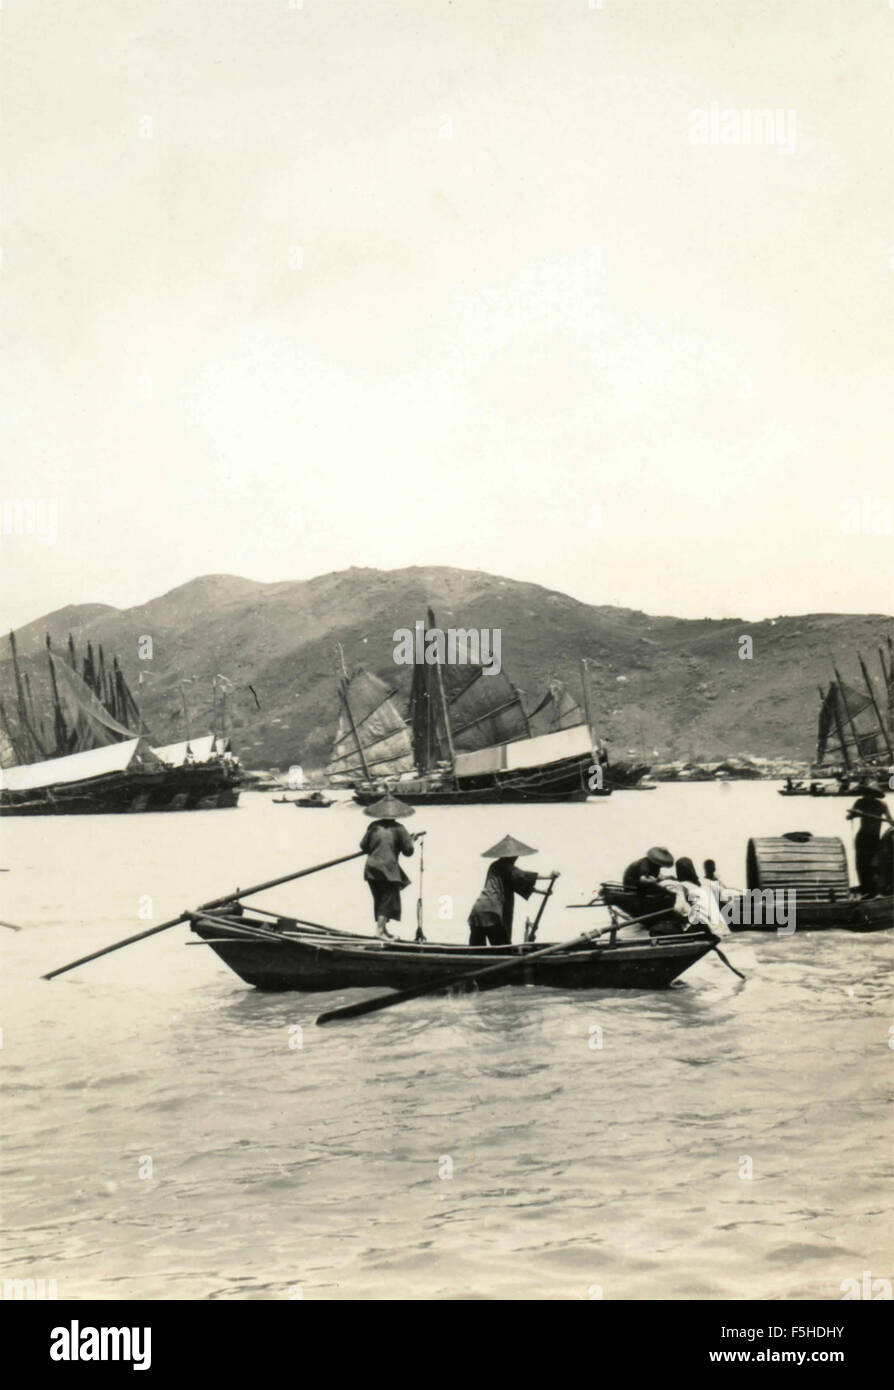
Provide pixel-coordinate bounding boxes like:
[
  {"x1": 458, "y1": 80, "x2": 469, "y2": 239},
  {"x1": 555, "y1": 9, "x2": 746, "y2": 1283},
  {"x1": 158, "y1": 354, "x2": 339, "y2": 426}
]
[{"x1": 1, "y1": 786, "x2": 890, "y2": 1300}]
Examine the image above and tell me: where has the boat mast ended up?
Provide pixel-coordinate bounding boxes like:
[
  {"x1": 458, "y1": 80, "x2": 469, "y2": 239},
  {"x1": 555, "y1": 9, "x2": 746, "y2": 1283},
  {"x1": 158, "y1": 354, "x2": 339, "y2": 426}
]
[
  {"x1": 433, "y1": 657, "x2": 458, "y2": 783},
  {"x1": 821, "y1": 681, "x2": 851, "y2": 772},
  {"x1": 858, "y1": 652, "x2": 893, "y2": 761},
  {"x1": 46, "y1": 636, "x2": 69, "y2": 755},
  {"x1": 339, "y1": 677, "x2": 372, "y2": 782},
  {"x1": 179, "y1": 679, "x2": 192, "y2": 747},
  {"x1": 881, "y1": 641, "x2": 894, "y2": 729},
  {"x1": 8, "y1": 630, "x2": 46, "y2": 761},
  {"x1": 833, "y1": 665, "x2": 863, "y2": 770},
  {"x1": 580, "y1": 658, "x2": 598, "y2": 755},
  {"x1": 427, "y1": 606, "x2": 458, "y2": 783},
  {"x1": 409, "y1": 661, "x2": 433, "y2": 773},
  {"x1": 0, "y1": 697, "x2": 25, "y2": 764}
]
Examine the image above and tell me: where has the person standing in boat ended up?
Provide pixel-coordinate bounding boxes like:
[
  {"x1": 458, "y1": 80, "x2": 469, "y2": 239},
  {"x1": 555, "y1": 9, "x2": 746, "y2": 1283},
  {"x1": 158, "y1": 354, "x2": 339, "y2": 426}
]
[
  {"x1": 468, "y1": 835, "x2": 556, "y2": 946},
  {"x1": 846, "y1": 784, "x2": 893, "y2": 896},
  {"x1": 360, "y1": 794, "x2": 416, "y2": 939}
]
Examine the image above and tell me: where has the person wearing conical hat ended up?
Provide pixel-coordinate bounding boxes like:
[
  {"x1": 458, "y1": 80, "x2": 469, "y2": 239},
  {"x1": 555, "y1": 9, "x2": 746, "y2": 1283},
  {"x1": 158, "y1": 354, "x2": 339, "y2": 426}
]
[
  {"x1": 621, "y1": 846, "x2": 678, "y2": 919},
  {"x1": 846, "y1": 784, "x2": 892, "y2": 897},
  {"x1": 360, "y1": 795, "x2": 417, "y2": 939},
  {"x1": 467, "y1": 834, "x2": 557, "y2": 947}
]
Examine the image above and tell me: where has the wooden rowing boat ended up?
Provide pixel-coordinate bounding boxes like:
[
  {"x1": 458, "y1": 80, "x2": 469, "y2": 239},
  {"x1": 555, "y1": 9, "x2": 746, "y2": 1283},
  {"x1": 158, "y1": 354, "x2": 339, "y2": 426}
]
[
  {"x1": 187, "y1": 909, "x2": 715, "y2": 992},
  {"x1": 598, "y1": 831, "x2": 894, "y2": 932}
]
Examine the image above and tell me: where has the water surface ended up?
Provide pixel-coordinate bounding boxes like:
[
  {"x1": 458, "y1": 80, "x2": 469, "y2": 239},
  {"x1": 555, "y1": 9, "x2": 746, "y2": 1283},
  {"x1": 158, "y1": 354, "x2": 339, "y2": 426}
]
[{"x1": 1, "y1": 784, "x2": 890, "y2": 1299}]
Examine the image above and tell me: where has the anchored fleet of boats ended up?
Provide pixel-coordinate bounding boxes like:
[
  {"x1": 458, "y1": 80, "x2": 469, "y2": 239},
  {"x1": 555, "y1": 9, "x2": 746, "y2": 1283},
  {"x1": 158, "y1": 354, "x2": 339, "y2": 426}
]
[
  {"x1": 4, "y1": 609, "x2": 893, "y2": 1013},
  {"x1": 0, "y1": 632, "x2": 242, "y2": 814}
]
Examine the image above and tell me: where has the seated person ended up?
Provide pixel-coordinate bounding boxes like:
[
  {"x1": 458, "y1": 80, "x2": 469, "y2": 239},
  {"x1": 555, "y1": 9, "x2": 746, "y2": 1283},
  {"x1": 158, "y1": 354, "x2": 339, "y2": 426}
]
[{"x1": 621, "y1": 846, "x2": 679, "y2": 919}]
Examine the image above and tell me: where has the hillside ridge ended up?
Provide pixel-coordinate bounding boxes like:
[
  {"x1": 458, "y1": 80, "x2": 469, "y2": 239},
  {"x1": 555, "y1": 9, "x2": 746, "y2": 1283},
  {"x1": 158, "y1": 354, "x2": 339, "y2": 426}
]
[{"x1": 3, "y1": 567, "x2": 891, "y2": 769}]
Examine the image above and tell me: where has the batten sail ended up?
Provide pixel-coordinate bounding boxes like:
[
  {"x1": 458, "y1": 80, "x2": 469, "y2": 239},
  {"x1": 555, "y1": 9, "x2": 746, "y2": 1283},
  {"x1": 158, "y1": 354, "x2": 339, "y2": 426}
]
[
  {"x1": 327, "y1": 669, "x2": 415, "y2": 782},
  {"x1": 817, "y1": 677, "x2": 884, "y2": 768}
]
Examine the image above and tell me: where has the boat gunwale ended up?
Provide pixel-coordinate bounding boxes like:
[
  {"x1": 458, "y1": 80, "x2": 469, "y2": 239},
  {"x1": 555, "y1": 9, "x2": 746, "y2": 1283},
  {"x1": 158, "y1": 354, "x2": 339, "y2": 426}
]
[{"x1": 189, "y1": 911, "x2": 713, "y2": 961}]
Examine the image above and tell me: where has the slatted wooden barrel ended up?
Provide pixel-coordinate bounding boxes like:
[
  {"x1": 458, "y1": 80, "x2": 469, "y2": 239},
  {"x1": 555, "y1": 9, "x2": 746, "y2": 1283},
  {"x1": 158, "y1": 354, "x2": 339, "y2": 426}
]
[{"x1": 746, "y1": 832, "x2": 850, "y2": 903}]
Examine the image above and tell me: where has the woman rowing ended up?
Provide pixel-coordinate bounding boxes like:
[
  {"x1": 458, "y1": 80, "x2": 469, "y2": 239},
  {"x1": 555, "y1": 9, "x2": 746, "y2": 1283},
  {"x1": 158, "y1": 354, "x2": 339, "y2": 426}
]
[
  {"x1": 468, "y1": 835, "x2": 557, "y2": 946},
  {"x1": 359, "y1": 794, "x2": 418, "y2": 939}
]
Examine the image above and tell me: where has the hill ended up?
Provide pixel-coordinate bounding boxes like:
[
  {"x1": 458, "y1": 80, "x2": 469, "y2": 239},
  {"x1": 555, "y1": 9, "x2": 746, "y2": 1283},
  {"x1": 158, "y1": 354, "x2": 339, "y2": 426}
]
[{"x1": 2, "y1": 567, "x2": 891, "y2": 770}]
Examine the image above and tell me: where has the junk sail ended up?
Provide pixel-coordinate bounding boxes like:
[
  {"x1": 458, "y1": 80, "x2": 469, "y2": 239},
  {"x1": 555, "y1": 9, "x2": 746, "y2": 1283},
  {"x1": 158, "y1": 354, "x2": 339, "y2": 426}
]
[
  {"x1": 527, "y1": 679, "x2": 586, "y2": 735},
  {"x1": 407, "y1": 607, "x2": 529, "y2": 772},
  {"x1": 327, "y1": 669, "x2": 415, "y2": 783},
  {"x1": 815, "y1": 649, "x2": 893, "y2": 772},
  {"x1": 48, "y1": 651, "x2": 139, "y2": 751},
  {"x1": 342, "y1": 609, "x2": 609, "y2": 802},
  {"x1": 1, "y1": 630, "x2": 243, "y2": 814}
]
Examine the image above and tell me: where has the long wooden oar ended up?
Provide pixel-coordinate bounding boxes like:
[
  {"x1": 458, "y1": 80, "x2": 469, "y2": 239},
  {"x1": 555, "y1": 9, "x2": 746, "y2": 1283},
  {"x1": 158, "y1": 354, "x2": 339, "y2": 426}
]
[
  {"x1": 0, "y1": 917, "x2": 23, "y2": 932},
  {"x1": 524, "y1": 872, "x2": 558, "y2": 942},
  {"x1": 44, "y1": 848, "x2": 366, "y2": 981},
  {"x1": 316, "y1": 906, "x2": 693, "y2": 1026},
  {"x1": 414, "y1": 834, "x2": 426, "y2": 943}
]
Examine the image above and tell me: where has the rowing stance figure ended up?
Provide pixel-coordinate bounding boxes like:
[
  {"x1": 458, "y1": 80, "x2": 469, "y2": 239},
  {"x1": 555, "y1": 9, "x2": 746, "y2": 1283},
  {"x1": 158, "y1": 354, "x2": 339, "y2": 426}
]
[
  {"x1": 360, "y1": 795, "x2": 418, "y2": 939},
  {"x1": 468, "y1": 835, "x2": 558, "y2": 946},
  {"x1": 846, "y1": 783, "x2": 892, "y2": 897}
]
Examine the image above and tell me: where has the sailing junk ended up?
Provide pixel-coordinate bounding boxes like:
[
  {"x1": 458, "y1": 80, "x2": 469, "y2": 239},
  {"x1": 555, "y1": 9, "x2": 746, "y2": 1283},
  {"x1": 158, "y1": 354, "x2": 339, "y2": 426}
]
[
  {"x1": 814, "y1": 641, "x2": 894, "y2": 781},
  {"x1": 0, "y1": 634, "x2": 242, "y2": 814},
  {"x1": 328, "y1": 609, "x2": 626, "y2": 803}
]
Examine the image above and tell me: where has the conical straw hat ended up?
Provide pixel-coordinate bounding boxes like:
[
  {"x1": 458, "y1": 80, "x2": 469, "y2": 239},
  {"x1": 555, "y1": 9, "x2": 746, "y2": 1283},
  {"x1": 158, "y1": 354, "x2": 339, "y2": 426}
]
[
  {"x1": 646, "y1": 846, "x2": 674, "y2": 867},
  {"x1": 363, "y1": 794, "x2": 415, "y2": 819},
  {"x1": 482, "y1": 834, "x2": 537, "y2": 858}
]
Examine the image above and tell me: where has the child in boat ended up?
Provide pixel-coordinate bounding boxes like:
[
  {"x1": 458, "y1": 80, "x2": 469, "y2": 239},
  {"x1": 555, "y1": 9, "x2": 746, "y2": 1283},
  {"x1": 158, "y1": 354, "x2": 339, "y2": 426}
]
[
  {"x1": 468, "y1": 835, "x2": 556, "y2": 946},
  {"x1": 359, "y1": 794, "x2": 416, "y2": 939},
  {"x1": 701, "y1": 859, "x2": 738, "y2": 933}
]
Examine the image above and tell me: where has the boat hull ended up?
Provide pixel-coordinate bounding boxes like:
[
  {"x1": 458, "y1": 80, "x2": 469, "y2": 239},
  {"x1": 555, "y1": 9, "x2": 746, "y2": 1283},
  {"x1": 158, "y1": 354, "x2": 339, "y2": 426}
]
[
  {"x1": 189, "y1": 913, "x2": 714, "y2": 992},
  {"x1": 605, "y1": 760, "x2": 652, "y2": 789},
  {"x1": 0, "y1": 768, "x2": 241, "y2": 815},
  {"x1": 353, "y1": 751, "x2": 607, "y2": 805},
  {"x1": 726, "y1": 894, "x2": 893, "y2": 932},
  {"x1": 599, "y1": 882, "x2": 893, "y2": 933}
]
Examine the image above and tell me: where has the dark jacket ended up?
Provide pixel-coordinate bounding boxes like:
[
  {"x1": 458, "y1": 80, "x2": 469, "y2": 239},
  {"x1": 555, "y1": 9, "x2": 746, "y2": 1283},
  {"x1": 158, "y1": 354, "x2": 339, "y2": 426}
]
[
  {"x1": 623, "y1": 857, "x2": 663, "y2": 891},
  {"x1": 360, "y1": 819, "x2": 414, "y2": 884},
  {"x1": 851, "y1": 795, "x2": 890, "y2": 841},
  {"x1": 470, "y1": 859, "x2": 537, "y2": 935}
]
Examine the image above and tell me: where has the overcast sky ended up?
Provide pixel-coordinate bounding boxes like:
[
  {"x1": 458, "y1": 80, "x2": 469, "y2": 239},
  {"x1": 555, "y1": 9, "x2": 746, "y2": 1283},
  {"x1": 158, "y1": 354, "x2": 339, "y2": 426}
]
[{"x1": 1, "y1": 0, "x2": 892, "y2": 630}]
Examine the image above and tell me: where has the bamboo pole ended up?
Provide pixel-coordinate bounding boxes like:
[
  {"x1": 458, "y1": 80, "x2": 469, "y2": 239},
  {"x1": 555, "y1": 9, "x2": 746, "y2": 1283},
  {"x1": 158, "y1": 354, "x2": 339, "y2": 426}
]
[
  {"x1": 46, "y1": 637, "x2": 68, "y2": 755},
  {"x1": 339, "y1": 678, "x2": 372, "y2": 782},
  {"x1": 44, "y1": 848, "x2": 367, "y2": 980},
  {"x1": 834, "y1": 665, "x2": 865, "y2": 768},
  {"x1": 858, "y1": 653, "x2": 893, "y2": 761},
  {"x1": 828, "y1": 675, "x2": 853, "y2": 772}
]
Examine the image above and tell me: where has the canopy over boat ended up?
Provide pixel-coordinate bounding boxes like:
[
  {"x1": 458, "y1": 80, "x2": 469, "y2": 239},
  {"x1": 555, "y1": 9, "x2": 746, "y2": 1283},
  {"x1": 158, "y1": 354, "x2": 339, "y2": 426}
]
[
  {"x1": 0, "y1": 736, "x2": 161, "y2": 793},
  {"x1": 152, "y1": 733, "x2": 217, "y2": 766}
]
